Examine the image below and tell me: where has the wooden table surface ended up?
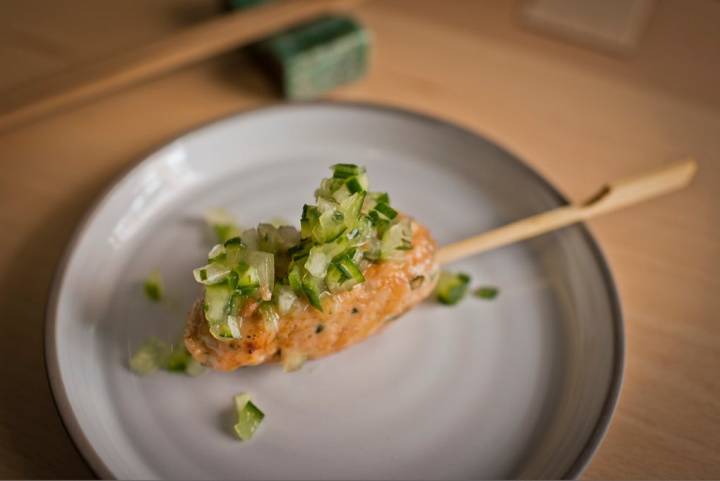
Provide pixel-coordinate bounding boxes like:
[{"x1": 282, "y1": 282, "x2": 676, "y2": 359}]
[{"x1": 1, "y1": 0, "x2": 718, "y2": 478}]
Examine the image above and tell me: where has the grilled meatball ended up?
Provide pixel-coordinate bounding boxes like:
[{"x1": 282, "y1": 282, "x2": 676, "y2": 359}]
[{"x1": 184, "y1": 219, "x2": 438, "y2": 371}]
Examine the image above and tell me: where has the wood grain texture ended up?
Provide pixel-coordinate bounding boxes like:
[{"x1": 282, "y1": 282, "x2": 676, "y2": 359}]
[
  {"x1": 0, "y1": 0, "x2": 366, "y2": 132},
  {"x1": 0, "y1": 0, "x2": 718, "y2": 478}
]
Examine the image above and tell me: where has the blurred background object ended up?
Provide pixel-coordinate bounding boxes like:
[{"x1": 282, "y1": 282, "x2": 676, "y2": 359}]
[{"x1": 226, "y1": 0, "x2": 371, "y2": 100}]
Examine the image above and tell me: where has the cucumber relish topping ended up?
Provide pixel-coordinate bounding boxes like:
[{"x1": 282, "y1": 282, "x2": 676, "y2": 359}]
[{"x1": 193, "y1": 164, "x2": 413, "y2": 341}]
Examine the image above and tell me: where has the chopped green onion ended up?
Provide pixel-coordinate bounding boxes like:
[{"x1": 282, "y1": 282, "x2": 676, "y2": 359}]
[
  {"x1": 193, "y1": 263, "x2": 231, "y2": 285},
  {"x1": 436, "y1": 271, "x2": 471, "y2": 305},
  {"x1": 129, "y1": 338, "x2": 169, "y2": 375},
  {"x1": 302, "y1": 274, "x2": 324, "y2": 311},
  {"x1": 374, "y1": 202, "x2": 398, "y2": 220},
  {"x1": 288, "y1": 265, "x2": 304, "y2": 293},
  {"x1": 312, "y1": 209, "x2": 346, "y2": 243},
  {"x1": 332, "y1": 163, "x2": 364, "y2": 179},
  {"x1": 194, "y1": 164, "x2": 413, "y2": 328},
  {"x1": 203, "y1": 283, "x2": 237, "y2": 340},
  {"x1": 335, "y1": 255, "x2": 365, "y2": 284},
  {"x1": 143, "y1": 271, "x2": 164, "y2": 302},
  {"x1": 325, "y1": 263, "x2": 346, "y2": 293},
  {"x1": 233, "y1": 394, "x2": 264, "y2": 441},
  {"x1": 316, "y1": 177, "x2": 344, "y2": 201},
  {"x1": 165, "y1": 345, "x2": 191, "y2": 372},
  {"x1": 372, "y1": 192, "x2": 390, "y2": 205},
  {"x1": 300, "y1": 204, "x2": 319, "y2": 238},
  {"x1": 345, "y1": 176, "x2": 364, "y2": 193},
  {"x1": 224, "y1": 236, "x2": 244, "y2": 247},
  {"x1": 474, "y1": 286, "x2": 499, "y2": 300},
  {"x1": 362, "y1": 191, "x2": 390, "y2": 213},
  {"x1": 380, "y1": 219, "x2": 412, "y2": 260}
]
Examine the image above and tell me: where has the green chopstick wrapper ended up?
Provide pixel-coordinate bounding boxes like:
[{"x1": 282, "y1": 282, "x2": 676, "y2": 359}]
[{"x1": 225, "y1": 0, "x2": 371, "y2": 100}]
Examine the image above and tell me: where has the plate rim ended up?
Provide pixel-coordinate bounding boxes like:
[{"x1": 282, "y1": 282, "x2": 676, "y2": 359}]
[{"x1": 44, "y1": 100, "x2": 625, "y2": 480}]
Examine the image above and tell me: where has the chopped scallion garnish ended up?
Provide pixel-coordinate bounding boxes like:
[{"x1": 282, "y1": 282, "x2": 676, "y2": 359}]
[
  {"x1": 143, "y1": 271, "x2": 164, "y2": 302},
  {"x1": 474, "y1": 286, "x2": 499, "y2": 300},
  {"x1": 436, "y1": 271, "x2": 471, "y2": 305},
  {"x1": 233, "y1": 394, "x2": 264, "y2": 441},
  {"x1": 302, "y1": 274, "x2": 324, "y2": 311},
  {"x1": 332, "y1": 163, "x2": 364, "y2": 179},
  {"x1": 374, "y1": 202, "x2": 398, "y2": 220},
  {"x1": 193, "y1": 164, "x2": 414, "y2": 337}
]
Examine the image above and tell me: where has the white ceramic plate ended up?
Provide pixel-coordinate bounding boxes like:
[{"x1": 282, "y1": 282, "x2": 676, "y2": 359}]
[{"x1": 46, "y1": 102, "x2": 623, "y2": 480}]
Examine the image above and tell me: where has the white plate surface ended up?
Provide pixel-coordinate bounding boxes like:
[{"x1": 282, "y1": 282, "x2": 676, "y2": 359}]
[{"x1": 46, "y1": 102, "x2": 623, "y2": 480}]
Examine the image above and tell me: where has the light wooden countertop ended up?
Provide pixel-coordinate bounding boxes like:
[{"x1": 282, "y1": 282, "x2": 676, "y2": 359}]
[{"x1": 0, "y1": 1, "x2": 718, "y2": 478}]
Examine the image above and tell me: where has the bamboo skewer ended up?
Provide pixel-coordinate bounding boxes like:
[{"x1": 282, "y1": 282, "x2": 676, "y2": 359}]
[
  {"x1": 437, "y1": 158, "x2": 698, "y2": 265},
  {"x1": 0, "y1": 0, "x2": 365, "y2": 132}
]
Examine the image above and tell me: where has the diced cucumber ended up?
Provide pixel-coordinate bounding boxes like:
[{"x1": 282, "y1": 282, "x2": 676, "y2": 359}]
[
  {"x1": 287, "y1": 265, "x2": 304, "y2": 294},
  {"x1": 338, "y1": 191, "x2": 365, "y2": 230},
  {"x1": 380, "y1": 219, "x2": 412, "y2": 260},
  {"x1": 301, "y1": 204, "x2": 320, "y2": 239},
  {"x1": 233, "y1": 394, "x2": 265, "y2": 441},
  {"x1": 143, "y1": 271, "x2": 164, "y2": 302},
  {"x1": 474, "y1": 286, "x2": 499, "y2": 300},
  {"x1": 332, "y1": 163, "x2": 364, "y2": 178},
  {"x1": 193, "y1": 263, "x2": 231, "y2": 285},
  {"x1": 374, "y1": 202, "x2": 398, "y2": 220},
  {"x1": 246, "y1": 251, "x2": 274, "y2": 298},
  {"x1": 312, "y1": 209, "x2": 346, "y2": 243},
  {"x1": 435, "y1": 271, "x2": 471, "y2": 305},
  {"x1": 203, "y1": 283, "x2": 234, "y2": 339},
  {"x1": 325, "y1": 263, "x2": 347, "y2": 293},
  {"x1": 302, "y1": 274, "x2": 324, "y2": 311},
  {"x1": 335, "y1": 255, "x2": 365, "y2": 284}
]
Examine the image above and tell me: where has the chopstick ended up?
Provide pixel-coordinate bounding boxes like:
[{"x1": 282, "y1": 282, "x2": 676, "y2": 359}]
[
  {"x1": 437, "y1": 158, "x2": 698, "y2": 264},
  {"x1": 0, "y1": 0, "x2": 366, "y2": 132}
]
